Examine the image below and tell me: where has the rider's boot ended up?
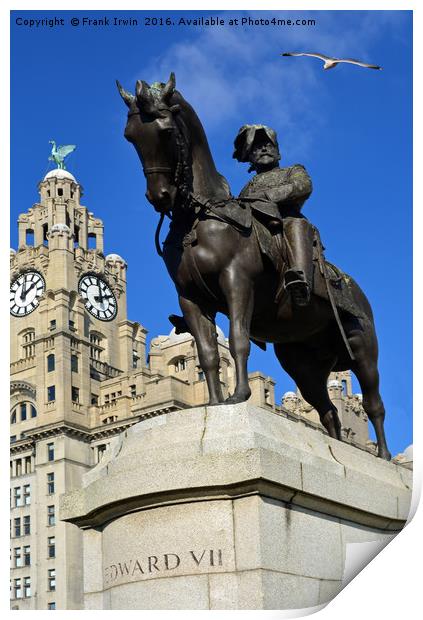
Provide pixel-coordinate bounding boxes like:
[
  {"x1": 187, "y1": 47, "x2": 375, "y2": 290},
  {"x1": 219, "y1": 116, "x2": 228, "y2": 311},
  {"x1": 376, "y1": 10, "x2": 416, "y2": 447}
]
[
  {"x1": 282, "y1": 217, "x2": 314, "y2": 307},
  {"x1": 284, "y1": 269, "x2": 311, "y2": 306}
]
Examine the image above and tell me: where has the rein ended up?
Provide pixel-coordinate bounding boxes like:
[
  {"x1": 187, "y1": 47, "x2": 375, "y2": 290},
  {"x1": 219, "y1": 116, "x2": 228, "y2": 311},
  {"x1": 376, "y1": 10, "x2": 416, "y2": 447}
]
[{"x1": 138, "y1": 108, "x2": 195, "y2": 256}]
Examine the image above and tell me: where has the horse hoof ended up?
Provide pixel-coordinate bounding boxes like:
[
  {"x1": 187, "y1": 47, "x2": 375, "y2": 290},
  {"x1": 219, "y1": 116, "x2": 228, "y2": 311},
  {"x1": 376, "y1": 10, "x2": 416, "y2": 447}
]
[
  {"x1": 378, "y1": 449, "x2": 392, "y2": 461},
  {"x1": 225, "y1": 393, "x2": 250, "y2": 405}
]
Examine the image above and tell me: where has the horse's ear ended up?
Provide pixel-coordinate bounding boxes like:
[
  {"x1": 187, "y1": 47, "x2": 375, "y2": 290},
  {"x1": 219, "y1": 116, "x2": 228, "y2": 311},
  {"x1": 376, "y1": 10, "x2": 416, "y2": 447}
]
[
  {"x1": 162, "y1": 72, "x2": 176, "y2": 103},
  {"x1": 136, "y1": 80, "x2": 155, "y2": 113},
  {"x1": 116, "y1": 80, "x2": 135, "y2": 108}
]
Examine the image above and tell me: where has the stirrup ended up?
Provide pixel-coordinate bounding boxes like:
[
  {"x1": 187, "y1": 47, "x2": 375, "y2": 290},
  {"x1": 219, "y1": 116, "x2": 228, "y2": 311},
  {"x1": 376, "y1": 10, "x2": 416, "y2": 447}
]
[{"x1": 285, "y1": 279, "x2": 311, "y2": 307}]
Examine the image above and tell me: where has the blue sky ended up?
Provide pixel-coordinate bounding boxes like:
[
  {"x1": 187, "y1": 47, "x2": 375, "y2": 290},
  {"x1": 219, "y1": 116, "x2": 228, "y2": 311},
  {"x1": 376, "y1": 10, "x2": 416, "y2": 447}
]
[{"x1": 10, "y1": 10, "x2": 412, "y2": 455}]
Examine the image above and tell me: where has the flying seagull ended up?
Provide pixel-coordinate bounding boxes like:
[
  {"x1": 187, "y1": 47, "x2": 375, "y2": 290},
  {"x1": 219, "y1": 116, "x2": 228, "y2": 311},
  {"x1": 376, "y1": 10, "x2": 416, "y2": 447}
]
[{"x1": 282, "y1": 52, "x2": 381, "y2": 71}]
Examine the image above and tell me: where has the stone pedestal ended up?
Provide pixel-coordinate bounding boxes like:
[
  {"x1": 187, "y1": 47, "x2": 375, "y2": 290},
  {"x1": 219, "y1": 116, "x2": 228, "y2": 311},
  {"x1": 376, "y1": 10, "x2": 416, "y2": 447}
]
[{"x1": 60, "y1": 404, "x2": 412, "y2": 610}]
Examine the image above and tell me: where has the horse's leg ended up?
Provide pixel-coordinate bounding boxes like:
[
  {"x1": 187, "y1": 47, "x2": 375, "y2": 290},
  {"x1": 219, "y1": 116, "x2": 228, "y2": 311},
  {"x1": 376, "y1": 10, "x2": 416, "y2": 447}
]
[
  {"x1": 274, "y1": 342, "x2": 342, "y2": 440},
  {"x1": 220, "y1": 272, "x2": 254, "y2": 404},
  {"x1": 178, "y1": 295, "x2": 224, "y2": 405},
  {"x1": 347, "y1": 324, "x2": 391, "y2": 460}
]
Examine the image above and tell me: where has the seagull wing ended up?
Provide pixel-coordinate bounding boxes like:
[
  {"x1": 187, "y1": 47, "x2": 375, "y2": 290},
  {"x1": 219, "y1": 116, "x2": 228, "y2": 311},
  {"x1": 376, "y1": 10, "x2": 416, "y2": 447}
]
[
  {"x1": 338, "y1": 58, "x2": 382, "y2": 69},
  {"x1": 57, "y1": 144, "x2": 77, "y2": 158},
  {"x1": 282, "y1": 52, "x2": 334, "y2": 61}
]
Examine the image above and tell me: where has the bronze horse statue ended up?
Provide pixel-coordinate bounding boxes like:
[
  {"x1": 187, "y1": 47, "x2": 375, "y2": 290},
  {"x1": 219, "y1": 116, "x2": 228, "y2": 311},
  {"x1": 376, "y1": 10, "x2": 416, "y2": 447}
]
[{"x1": 117, "y1": 73, "x2": 391, "y2": 460}]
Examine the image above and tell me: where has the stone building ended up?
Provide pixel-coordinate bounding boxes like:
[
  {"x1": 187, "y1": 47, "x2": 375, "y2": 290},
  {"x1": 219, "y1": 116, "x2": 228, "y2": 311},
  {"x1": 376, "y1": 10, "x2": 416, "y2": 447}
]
[{"x1": 10, "y1": 168, "x2": 370, "y2": 609}]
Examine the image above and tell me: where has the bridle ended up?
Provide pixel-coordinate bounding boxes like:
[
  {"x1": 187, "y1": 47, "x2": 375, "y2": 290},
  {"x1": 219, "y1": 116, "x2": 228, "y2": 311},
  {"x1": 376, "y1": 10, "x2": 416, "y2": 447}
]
[{"x1": 127, "y1": 106, "x2": 194, "y2": 256}]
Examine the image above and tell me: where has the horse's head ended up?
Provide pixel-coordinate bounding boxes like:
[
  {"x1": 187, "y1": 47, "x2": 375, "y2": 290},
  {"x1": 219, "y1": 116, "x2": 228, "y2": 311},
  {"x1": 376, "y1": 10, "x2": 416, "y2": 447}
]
[{"x1": 117, "y1": 73, "x2": 186, "y2": 215}]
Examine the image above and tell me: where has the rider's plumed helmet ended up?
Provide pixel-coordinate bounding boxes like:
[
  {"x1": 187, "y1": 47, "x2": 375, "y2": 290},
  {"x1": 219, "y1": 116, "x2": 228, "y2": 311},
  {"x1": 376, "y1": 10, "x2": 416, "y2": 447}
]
[{"x1": 233, "y1": 124, "x2": 280, "y2": 163}]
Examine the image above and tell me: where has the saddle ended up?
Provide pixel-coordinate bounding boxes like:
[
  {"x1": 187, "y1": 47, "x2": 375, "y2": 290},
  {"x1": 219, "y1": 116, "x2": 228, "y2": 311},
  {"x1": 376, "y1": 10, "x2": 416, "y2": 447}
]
[{"x1": 204, "y1": 199, "x2": 362, "y2": 319}]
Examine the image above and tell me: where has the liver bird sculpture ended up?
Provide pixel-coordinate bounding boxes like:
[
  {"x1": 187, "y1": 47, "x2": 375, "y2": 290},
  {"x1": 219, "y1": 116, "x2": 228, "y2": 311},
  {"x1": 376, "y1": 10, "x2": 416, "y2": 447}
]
[
  {"x1": 282, "y1": 52, "x2": 382, "y2": 71},
  {"x1": 48, "y1": 140, "x2": 76, "y2": 169}
]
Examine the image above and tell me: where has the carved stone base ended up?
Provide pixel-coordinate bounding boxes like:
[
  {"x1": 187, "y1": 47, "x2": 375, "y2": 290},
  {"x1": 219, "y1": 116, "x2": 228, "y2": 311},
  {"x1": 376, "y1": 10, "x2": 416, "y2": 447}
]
[{"x1": 60, "y1": 404, "x2": 411, "y2": 610}]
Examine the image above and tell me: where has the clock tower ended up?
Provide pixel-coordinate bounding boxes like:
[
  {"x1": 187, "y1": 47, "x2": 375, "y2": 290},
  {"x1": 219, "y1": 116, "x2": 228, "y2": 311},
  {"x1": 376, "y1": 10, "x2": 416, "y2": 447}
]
[{"x1": 10, "y1": 167, "x2": 147, "y2": 610}]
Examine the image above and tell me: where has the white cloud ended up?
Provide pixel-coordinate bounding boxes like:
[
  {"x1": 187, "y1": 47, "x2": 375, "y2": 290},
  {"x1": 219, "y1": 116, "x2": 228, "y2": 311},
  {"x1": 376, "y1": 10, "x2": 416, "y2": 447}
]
[{"x1": 135, "y1": 10, "x2": 407, "y2": 159}]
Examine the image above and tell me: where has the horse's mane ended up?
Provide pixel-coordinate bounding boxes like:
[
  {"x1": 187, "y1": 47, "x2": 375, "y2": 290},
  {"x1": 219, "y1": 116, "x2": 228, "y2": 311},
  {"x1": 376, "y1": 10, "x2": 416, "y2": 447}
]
[{"x1": 171, "y1": 91, "x2": 231, "y2": 201}]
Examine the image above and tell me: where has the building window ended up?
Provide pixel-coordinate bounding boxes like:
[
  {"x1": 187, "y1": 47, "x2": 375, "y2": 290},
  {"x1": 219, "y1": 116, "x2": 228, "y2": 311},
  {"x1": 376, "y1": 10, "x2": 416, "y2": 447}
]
[
  {"x1": 342, "y1": 379, "x2": 348, "y2": 395},
  {"x1": 47, "y1": 354, "x2": 55, "y2": 372},
  {"x1": 14, "y1": 518, "x2": 21, "y2": 537},
  {"x1": 48, "y1": 602, "x2": 56, "y2": 610},
  {"x1": 14, "y1": 578, "x2": 22, "y2": 599},
  {"x1": 25, "y1": 456, "x2": 32, "y2": 474},
  {"x1": 264, "y1": 388, "x2": 272, "y2": 406},
  {"x1": 23, "y1": 515, "x2": 30, "y2": 535},
  {"x1": 47, "y1": 443, "x2": 55, "y2": 462},
  {"x1": 22, "y1": 330, "x2": 35, "y2": 358},
  {"x1": 103, "y1": 415, "x2": 117, "y2": 424},
  {"x1": 71, "y1": 354, "x2": 78, "y2": 372},
  {"x1": 48, "y1": 536, "x2": 56, "y2": 558},
  {"x1": 26, "y1": 229, "x2": 34, "y2": 246},
  {"x1": 130, "y1": 384, "x2": 136, "y2": 398},
  {"x1": 74, "y1": 225, "x2": 80, "y2": 246},
  {"x1": 97, "y1": 444, "x2": 107, "y2": 462},
  {"x1": 91, "y1": 394, "x2": 99, "y2": 405},
  {"x1": 132, "y1": 349, "x2": 140, "y2": 369},
  {"x1": 14, "y1": 547, "x2": 22, "y2": 567},
  {"x1": 21, "y1": 403, "x2": 27, "y2": 421},
  {"x1": 104, "y1": 394, "x2": 109, "y2": 404},
  {"x1": 71, "y1": 386, "x2": 79, "y2": 403},
  {"x1": 49, "y1": 320, "x2": 56, "y2": 331},
  {"x1": 173, "y1": 357, "x2": 186, "y2": 373},
  {"x1": 197, "y1": 368, "x2": 205, "y2": 381},
  {"x1": 14, "y1": 487, "x2": 22, "y2": 507},
  {"x1": 69, "y1": 319, "x2": 76, "y2": 331},
  {"x1": 23, "y1": 484, "x2": 31, "y2": 505},
  {"x1": 15, "y1": 458, "x2": 22, "y2": 475},
  {"x1": 47, "y1": 386, "x2": 56, "y2": 402},
  {"x1": 48, "y1": 569, "x2": 56, "y2": 592},
  {"x1": 90, "y1": 333, "x2": 104, "y2": 360},
  {"x1": 23, "y1": 576, "x2": 31, "y2": 598},
  {"x1": 11, "y1": 435, "x2": 17, "y2": 444},
  {"x1": 23, "y1": 545, "x2": 31, "y2": 566},
  {"x1": 12, "y1": 403, "x2": 36, "y2": 423},
  {"x1": 88, "y1": 233, "x2": 97, "y2": 249},
  {"x1": 47, "y1": 505, "x2": 55, "y2": 526},
  {"x1": 47, "y1": 473, "x2": 55, "y2": 495},
  {"x1": 57, "y1": 187, "x2": 63, "y2": 197},
  {"x1": 43, "y1": 223, "x2": 49, "y2": 246}
]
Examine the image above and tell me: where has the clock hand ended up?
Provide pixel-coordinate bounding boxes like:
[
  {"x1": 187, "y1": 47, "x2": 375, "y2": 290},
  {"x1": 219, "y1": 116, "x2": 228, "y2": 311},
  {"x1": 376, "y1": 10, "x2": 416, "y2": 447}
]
[
  {"x1": 25, "y1": 282, "x2": 37, "y2": 295},
  {"x1": 20, "y1": 278, "x2": 28, "y2": 300}
]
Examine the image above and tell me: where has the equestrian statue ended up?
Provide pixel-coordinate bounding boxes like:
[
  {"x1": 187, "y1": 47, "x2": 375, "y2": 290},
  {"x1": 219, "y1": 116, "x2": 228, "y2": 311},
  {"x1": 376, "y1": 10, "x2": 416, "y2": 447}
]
[{"x1": 117, "y1": 72, "x2": 391, "y2": 460}]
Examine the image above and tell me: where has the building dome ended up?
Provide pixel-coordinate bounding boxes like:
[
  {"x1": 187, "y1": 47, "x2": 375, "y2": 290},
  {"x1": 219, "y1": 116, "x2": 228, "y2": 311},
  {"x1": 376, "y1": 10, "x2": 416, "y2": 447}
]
[
  {"x1": 403, "y1": 444, "x2": 413, "y2": 461},
  {"x1": 106, "y1": 253, "x2": 126, "y2": 265},
  {"x1": 43, "y1": 168, "x2": 76, "y2": 182},
  {"x1": 167, "y1": 328, "x2": 193, "y2": 344},
  {"x1": 328, "y1": 379, "x2": 342, "y2": 389},
  {"x1": 167, "y1": 324, "x2": 226, "y2": 345},
  {"x1": 50, "y1": 223, "x2": 71, "y2": 234},
  {"x1": 282, "y1": 391, "x2": 297, "y2": 400}
]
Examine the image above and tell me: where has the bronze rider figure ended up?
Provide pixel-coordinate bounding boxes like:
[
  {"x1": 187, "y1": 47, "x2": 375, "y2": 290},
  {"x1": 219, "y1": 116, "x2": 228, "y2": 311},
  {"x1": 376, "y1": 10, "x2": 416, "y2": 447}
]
[{"x1": 234, "y1": 124, "x2": 315, "y2": 306}]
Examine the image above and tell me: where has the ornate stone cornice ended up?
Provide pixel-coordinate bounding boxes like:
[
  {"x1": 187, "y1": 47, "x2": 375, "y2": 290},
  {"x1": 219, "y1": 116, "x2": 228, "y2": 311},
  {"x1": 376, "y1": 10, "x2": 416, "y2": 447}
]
[{"x1": 10, "y1": 380, "x2": 36, "y2": 399}]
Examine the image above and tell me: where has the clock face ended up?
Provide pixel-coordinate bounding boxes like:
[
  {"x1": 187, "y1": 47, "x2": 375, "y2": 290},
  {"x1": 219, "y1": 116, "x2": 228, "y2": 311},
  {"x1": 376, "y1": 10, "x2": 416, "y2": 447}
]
[
  {"x1": 78, "y1": 274, "x2": 117, "y2": 321},
  {"x1": 10, "y1": 271, "x2": 45, "y2": 317}
]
